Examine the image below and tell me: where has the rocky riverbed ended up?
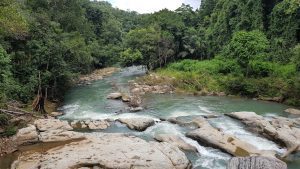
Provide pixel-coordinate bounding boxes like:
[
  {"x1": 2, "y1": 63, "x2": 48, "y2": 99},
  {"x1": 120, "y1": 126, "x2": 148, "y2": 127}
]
[{"x1": 1, "y1": 66, "x2": 300, "y2": 169}]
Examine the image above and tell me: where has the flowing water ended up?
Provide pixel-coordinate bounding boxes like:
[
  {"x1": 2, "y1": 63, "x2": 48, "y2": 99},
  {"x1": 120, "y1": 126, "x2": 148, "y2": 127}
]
[{"x1": 1, "y1": 66, "x2": 299, "y2": 169}]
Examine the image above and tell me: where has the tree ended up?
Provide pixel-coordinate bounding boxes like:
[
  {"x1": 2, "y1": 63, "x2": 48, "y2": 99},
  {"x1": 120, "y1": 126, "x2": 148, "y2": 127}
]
[
  {"x1": 124, "y1": 27, "x2": 160, "y2": 70},
  {"x1": 268, "y1": 0, "x2": 300, "y2": 62},
  {"x1": 0, "y1": 46, "x2": 12, "y2": 101},
  {"x1": 120, "y1": 48, "x2": 142, "y2": 67},
  {"x1": 220, "y1": 30, "x2": 270, "y2": 77},
  {"x1": 0, "y1": 0, "x2": 28, "y2": 38}
]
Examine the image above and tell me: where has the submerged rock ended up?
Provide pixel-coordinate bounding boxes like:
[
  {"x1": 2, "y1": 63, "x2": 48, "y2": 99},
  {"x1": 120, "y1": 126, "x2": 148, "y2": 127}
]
[
  {"x1": 227, "y1": 156, "x2": 287, "y2": 169},
  {"x1": 186, "y1": 117, "x2": 275, "y2": 157},
  {"x1": 117, "y1": 118, "x2": 155, "y2": 131},
  {"x1": 12, "y1": 134, "x2": 191, "y2": 169},
  {"x1": 154, "y1": 134, "x2": 197, "y2": 152},
  {"x1": 34, "y1": 119, "x2": 73, "y2": 131},
  {"x1": 14, "y1": 124, "x2": 39, "y2": 145},
  {"x1": 227, "y1": 112, "x2": 300, "y2": 153}
]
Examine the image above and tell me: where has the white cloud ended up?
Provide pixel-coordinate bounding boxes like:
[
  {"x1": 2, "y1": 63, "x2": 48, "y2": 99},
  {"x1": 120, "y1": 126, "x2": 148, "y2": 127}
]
[{"x1": 103, "y1": 0, "x2": 200, "y2": 14}]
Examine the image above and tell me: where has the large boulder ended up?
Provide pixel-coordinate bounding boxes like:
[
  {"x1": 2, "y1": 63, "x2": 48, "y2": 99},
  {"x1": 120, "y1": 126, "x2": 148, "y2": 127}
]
[
  {"x1": 226, "y1": 112, "x2": 300, "y2": 152},
  {"x1": 14, "y1": 124, "x2": 39, "y2": 145},
  {"x1": 228, "y1": 156, "x2": 287, "y2": 169},
  {"x1": 186, "y1": 117, "x2": 274, "y2": 157},
  {"x1": 117, "y1": 118, "x2": 155, "y2": 131},
  {"x1": 285, "y1": 108, "x2": 300, "y2": 115},
  {"x1": 154, "y1": 134, "x2": 197, "y2": 152},
  {"x1": 34, "y1": 119, "x2": 73, "y2": 131},
  {"x1": 11, "y1": 134, "x2": 191, "y2": 169},
  {"x1": 38, "y1": 130, "x2": 85, "y2": 142}
]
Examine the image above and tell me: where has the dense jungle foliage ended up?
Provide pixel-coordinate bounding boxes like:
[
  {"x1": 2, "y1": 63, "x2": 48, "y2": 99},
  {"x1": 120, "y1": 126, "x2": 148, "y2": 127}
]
[{"x1": 0, "y1": 0, "x2": 299, "y2": 107}]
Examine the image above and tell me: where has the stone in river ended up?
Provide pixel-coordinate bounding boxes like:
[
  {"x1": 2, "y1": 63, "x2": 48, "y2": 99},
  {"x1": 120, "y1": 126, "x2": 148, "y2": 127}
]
[
  {"x1": 106, "y1": 92, "x2": 122, "y2": 99},
  {"x1": 227, "y1": 156, "x2": 287, "y2": 169},
  {"x1": 117, "y1": 118, "x2": 155, "y2": 131},
  {"x1": 186, "y1": 117, "x2": 275, "y2": 157},
  {"x1": 155, "y1": 134, "x2": 197, "y2": 152}
]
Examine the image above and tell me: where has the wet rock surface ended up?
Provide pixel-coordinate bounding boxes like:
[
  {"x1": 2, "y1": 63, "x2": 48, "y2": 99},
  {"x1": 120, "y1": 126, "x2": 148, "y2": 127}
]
[
  {"x1": 154, "y1": 134, "x2": 197, "y2": 152},
  {"x1": 11, "y1": 134, "x2": 191, "y2": 169},
  {"x1": 226, "y1": 112, "x2": 300, "y2": 152},
  {"x1": 117, "y1": 118, "x2": 155, "y2": 131},
  {"x1": 186, "y1": 117, "x2": 275, "y2": 157},
  {"x1": 227, "y1": 156, "x2": 287, "y2": 169}
]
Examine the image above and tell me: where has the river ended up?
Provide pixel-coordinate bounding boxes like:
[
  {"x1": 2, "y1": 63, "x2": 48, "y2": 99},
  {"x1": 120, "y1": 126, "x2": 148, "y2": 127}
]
[{"x1": 1, "y1": 66, "x2": 299, "y2": 169}]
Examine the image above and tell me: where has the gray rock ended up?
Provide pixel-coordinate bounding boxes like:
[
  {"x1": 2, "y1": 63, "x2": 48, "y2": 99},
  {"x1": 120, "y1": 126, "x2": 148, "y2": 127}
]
[
  {"x1": 129, "y1": 106, "x2": 144, "y2": 112},
  {"x1": 12, "y1": 134, "x2": 191, "y2": 169},
  {"x1": 34, "y1": 119, "x2": 73, "y2": 132},
  {"x1": 14, "y1": 125, "x2": 39, "y2": 145},
  {"x1": 117, "y1": 118, "x2": 155, "y2": 131},
  {"x1": 49, "y1": 112, "x2": 64, "y2": 117},
  {"x1": 227, "y1": 156, "x2": 287, "y2": 169},
  {"x1": 38, "y1": 130, "x2": 85, "y2": 142},
  {"x1": 186, "y1": 117, "x2": 275, "y2": 157},
  {"x1": 106, "y1": 92, "x2": 122, "y2": 99},
  {"x1": 155, "y1": 134, "x2": 197, "y2": 152},
  {"x1": 285, "y1": 108, "x2": 300, "y2": 115},
  {"x1": 227, "y1": 112, "x2": 300, "y2": 152},
  {"x1": 87, "y1": 120, "x2": 110, "y2": 130}
]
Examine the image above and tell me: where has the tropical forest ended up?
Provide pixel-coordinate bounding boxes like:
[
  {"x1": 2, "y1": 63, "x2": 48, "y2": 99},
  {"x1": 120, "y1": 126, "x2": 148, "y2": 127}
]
[{"x1": 0, "y1": 0, "x2": 299, "y2": 169}]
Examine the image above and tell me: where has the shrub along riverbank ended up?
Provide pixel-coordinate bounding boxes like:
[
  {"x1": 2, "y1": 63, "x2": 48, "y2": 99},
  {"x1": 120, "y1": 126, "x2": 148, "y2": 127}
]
[
  {"x1": 152, "y1": 30, "x2": 300, "y2": 106},
  {"x1": 155, "y1": 58, "x2": 299, "y2": 106}
]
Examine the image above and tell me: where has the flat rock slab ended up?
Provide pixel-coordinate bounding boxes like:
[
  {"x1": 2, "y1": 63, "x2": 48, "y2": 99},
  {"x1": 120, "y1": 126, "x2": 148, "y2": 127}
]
[
  {"x1": 155, "y1": 134, "x2": 197, "y2": 152},
  {"x1": 186, "y1": 117, "x2": 274, "y2": 157},
  {"x1": 34, "y1": 119, "x2": 73, "y2": 131},
  {"x1": 117, "y1": 118, "x2": 155, "y2": 131},
  {"x1": 12, "y1": 134, "x2": 191, "y2": 169},
  {"x1": 227, "y1": 112, "x2": 300, "y2": 152},
  {"x1": 39, "y1": 130, "x2": 85, "y2": 142},
  {"x1": 228, "y1": 156, "x2": 287, "y2": 169}
]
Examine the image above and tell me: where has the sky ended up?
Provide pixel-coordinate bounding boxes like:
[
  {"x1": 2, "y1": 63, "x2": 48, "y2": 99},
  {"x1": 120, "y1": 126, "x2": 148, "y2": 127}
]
[{"x1": 101, "y1": 0, "x2": 201, "y2": 14}]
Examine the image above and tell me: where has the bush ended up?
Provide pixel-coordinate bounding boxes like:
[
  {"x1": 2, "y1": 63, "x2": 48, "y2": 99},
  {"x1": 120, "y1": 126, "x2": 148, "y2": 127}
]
[
  {"x1": 1, "y1": 126, "x2": 17, "y2": 137},
  {"x1": 0, "y1": 114, "x2": 9, "y2": 126},
  {"x1": 249, "y1": 61, "x2": 275, "y2": 77},
  {"x1": 167, "y1": 59, "x2": 221, "y2": 74}
]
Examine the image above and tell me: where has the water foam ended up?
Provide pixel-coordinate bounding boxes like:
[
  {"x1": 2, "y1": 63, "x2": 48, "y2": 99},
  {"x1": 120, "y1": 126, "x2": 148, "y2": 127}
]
[{"x1": 211, "y1": 117, "x2": 285, "y2": 153}]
